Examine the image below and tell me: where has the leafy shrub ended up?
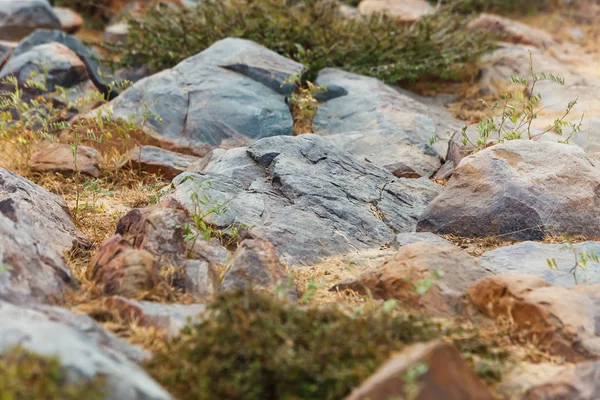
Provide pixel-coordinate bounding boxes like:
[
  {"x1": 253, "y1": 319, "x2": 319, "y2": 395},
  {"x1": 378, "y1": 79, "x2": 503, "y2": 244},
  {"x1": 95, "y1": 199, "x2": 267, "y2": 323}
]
[
  {"x1": 145, "y1": 289, "x2": 507, "y2": 400},
  {"x1": 112, "y1": 0, "x2": 495, "y2": 82},
  {"x1": 0, "y1": 346, "x2": 105, "y2": 400}
]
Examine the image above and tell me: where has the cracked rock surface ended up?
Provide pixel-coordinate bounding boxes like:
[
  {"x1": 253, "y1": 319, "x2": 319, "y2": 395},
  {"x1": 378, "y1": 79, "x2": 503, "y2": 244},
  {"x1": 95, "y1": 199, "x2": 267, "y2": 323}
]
[{"x1": 171, "y1": 134, "x2": 440, "y2": 266}]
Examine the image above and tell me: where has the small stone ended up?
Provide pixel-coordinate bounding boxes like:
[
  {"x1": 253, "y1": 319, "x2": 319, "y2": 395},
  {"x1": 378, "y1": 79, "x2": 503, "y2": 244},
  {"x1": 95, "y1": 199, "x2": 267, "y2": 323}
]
[
  {"x1": 182, "y1": 259, "x2": 219, "y2": 299},
  {"x1": 0, "y1": 1, "x2": 61, "y2": 41},
  {"x1": 345, "y1": 340, "x2": 493, "y2": 400},
  {"x1": 119, "y1": 146, "x2": 200, "y2": 179},
  {"x1": 29, "y1": 143, "x2": 101, "y2": 177},
  {"x1": 54, "y1": 7, "x2": 83, "y2": 34},
  {"x1": 357, "y1": 0, "x2": 434, "y2": 23}
]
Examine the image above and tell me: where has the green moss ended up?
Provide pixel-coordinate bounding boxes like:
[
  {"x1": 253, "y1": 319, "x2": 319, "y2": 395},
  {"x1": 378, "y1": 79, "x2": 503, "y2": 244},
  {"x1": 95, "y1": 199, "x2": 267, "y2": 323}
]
[
  {"x1": 145, "y1": 290, "x2": 507, "y2": 400},
  {"x1": 111, "y1": 0, "x2": 495, "y2": 83},
  {"x1": 0, "y1": 346, "x2": 105, "y2": 400}
]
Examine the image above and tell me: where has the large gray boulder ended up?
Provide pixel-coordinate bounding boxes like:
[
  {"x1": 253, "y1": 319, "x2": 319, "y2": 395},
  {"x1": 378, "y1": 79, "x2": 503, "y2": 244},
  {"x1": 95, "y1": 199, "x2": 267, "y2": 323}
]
[
  {"x1": 106, "y1": 38, "x2": 304, "y2": 153},
  {"x1": 0, "y1": 168, "x2": 88, "y2": 302},
  {"x1": 313, "y1": 68, "x2": 460, "y2": 178},
  {"x1": 0, "y1": 300, "x2": 171, "y2": 400},
  {"x1": 0, "y1": 0, "x2": 60, "y2": 41},
  {"x1": 417, "y1": 140, "x2": 600, "y2": 240},
  {"x1": 479, "y1": 241, "x2": 600, "y2": 286},
  {"x1": 171, "y1": 134, "x2": 440, "y2": 266}
]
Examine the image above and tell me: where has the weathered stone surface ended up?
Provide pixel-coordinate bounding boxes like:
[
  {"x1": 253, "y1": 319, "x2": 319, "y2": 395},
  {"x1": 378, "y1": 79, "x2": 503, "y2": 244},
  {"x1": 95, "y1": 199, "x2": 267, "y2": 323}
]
[
  {"x1": 116, "y1": 198, "x2": 230, "y2": 268},
  {"x1": 0, "y1": 0, "x2": 61, "y2": 41},
  {"x1": 468, "y1": 13, "x2": 557, "y2": 48},
  {"x1": 524, "y1": 360, "x2": 600, "y2": 399},
  {"x1": 356, "y1": 0, "x2": 433, "y2": 23},
  {"x1": 418, "y1": 140, "x2": 600, "y2": 240},
  {"x1": 392, "y1": 232, "x2": 450, "y2": 249},
  {"x1": 182, "y1": 259, "x2": 219, "y2": 299},
  {"x1": 87, "y1": 235, "x2": 159, "y2": 298},
  {"x1": 10, "y1": 29, "x2": 112, "y2": 93},
  {"x1": 171, "y1": 134, "x2": 440, "y2": 266},
  {"x1": 0, "y1": 42, "x2": 87, "y2": 91},
  {"x1": 479, "y1": 241, "x2": 600, "y2": 286},
  {"x1": 29, "y1": 142, "x2": 101, "y2": 177},
  {"x1": 103, "y1": 296, "x2": 205, "y2": 337},
  {"x1": 314, "y1": 68, "x2": 460, "y2": 178},
  {"x1": 221, "y1": 239, "x2": 297, "y2": 298},
  {"x1": 120, "y1": 145, "x2": 200, "y2": 179},
  {"x1": 345, "y1": 340, "x2": 493, "y2": 400},
  {"x1": 106, "y1": 38, "x2": 304, "y2": 152},
  {"x1": 0, "y1": 300, "x2": 172, "y2": 400},
  {"x1": 465, "y1": 275, "x2": 600, "y2": 361},
  {"x1": 54, "y1": 6, "x2": 82, "y2": 33},
  {"x1": 331, "y1": 242, "x2": 490, "y2": 316}
]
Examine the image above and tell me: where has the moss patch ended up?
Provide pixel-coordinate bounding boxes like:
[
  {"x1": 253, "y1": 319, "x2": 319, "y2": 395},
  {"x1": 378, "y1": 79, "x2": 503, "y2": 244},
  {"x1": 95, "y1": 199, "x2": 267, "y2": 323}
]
[{"x1": 0, "y1": 346, "x2": 105, "y2": 400}]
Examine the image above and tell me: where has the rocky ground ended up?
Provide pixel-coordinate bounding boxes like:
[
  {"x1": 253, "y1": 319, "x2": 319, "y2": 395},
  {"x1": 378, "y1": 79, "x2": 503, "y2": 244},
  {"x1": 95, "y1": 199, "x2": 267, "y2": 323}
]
[{"x1": 2, "y1": 0, "x2": 600, "y2": 399}]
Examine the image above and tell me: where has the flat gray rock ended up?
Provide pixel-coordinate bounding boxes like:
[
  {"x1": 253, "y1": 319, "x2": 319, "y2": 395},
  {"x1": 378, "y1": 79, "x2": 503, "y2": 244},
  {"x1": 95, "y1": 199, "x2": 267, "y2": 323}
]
[
  {"x1": 171, "y1": 134, "x2": 440, "y2": 266},
  {"x1": 313, "y1": 68, "x2": 460, "y2": 177},
  {"x1": 0, "y1": 0, "x2": 60, "y2": 41},
  {"x1": 0, "y1": 168, "x2": 88, "y2": 302},
  {"x1": 479, "y1": 241, "x2": 600, "y2": 286},
  {"x1": 0, "y1": 300, "x2": 171, "y2": 400},
  {"x1": 418, "y1": 140, "x2": 600, "y2": 240},
  {"x1": 120, "y1": 146, "x2": 200, "y2": 179},
  {"x1": 106, "y1": 38, "x2": 304, "y2": 152}
]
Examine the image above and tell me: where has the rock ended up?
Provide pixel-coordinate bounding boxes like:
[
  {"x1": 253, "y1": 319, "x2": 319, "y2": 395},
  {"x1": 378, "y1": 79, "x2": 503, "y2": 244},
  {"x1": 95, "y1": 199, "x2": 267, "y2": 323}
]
[
  {"x1": 105, "y1": 38, "x2": 304, "y2": 152},
  {"x1": 0, "y1": 42, "x2": 87, "y2": 91},
  {"x1": 0, "y1": 168, "x2": 90, "y2": 302},
  {"x1": 115, "y1": 198, "x2": 230, "y2": 268},
  {"x1": 392, "y1": 232, "x2": 450, "y2": 249},
  {"x1": 479, "y1": 241, "x2": 600, "y2": 286},
  {"x1": 29, "y1": 143, "x2": 101, "y2": 177},
  {"x1": 87, "y1": 235, "x2": 159, "y2": 298},
  {"x1": 356, "y1": 0, "x2": 434, "y2": 23},
  {"x1": 313, "y1": 68, "x2": 460, "y2": 178},
  {"x1": 417, "y1": 140, "x2": 600, "y2": 240},
  {"x1": 103, "y1": 296, "x2": 205, "y2": 337},
  {"x1": 103, "y1": 21, "x2": 128, "y2": 44},
  {"x1": 345, "y1": 340, "x2": 493, "y2": 400},
  {"x1": 465, "y1": 275, "x2": 600, "y2": 361},
  {"x1": 0, "y1": 300, "x2": 172, "y2": 400},
  {"x1": 119, "y1": 146, "x2": 200, "y2": 179},
  {"x1": 331, "y1": 242, "x2": 490, "y2": 316},
  {"x1": 54, "y1": 6, "x2": 83, "y2": 34},
  {"x1": 171, "y1": 134, "x2": 440, "y2": 266},
  {"x1": 524, "y1": 360, "x2": 600, "y2": 399},
  {"x1": 0, "y1": 39, "x2": 15, "y2": 68},
  {"x1": 567, "y1": 27, "x2": 585, "y2": 41},
  {"x1": 182, "y1": 259, "x2": 219, "y2": 299},
  {"x1": 0, "y1": 0, "x2": 61, "y2": 41},
  {"x1": 221, "y1": 239, "x2": 297, "y2": 298},
  {"x1": 468, "y1": 13, "x2": 557, "y2": 48},
  {"x1": 10, "y1": 30, "x2": 113, "y2": 95}
]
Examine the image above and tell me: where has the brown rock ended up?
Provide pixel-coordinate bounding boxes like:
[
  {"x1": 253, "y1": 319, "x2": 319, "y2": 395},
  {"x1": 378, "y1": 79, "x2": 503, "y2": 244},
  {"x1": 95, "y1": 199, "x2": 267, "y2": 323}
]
[
  {"x1": 345, "y1": 340, "x2": 493, "y2": 400},
  {"x1": 54, "y1": 7, "x2": 83, "y2": 34},
  {"x1": 182, "y1": 259, "x2": 219, "y2": 299},
  {"x1": 525, "y1": 360, "x2": 600, "y2": 399},
  {"x1": 331, "y1": 242, "x2": 490, "y2": 316},
  {"x1": 357, "y1": 0, "x2": 433, "y2": 23},
  {"x1": 116, "y1": 198, "x2": 230, "y2": 268},
  {"x1": 87, "y1": 235, "x2": 159, "y2": 298},
  {"x1": 29, "y1": 143, "x2": 102, "y2": 177},
  {"x1": 119, "y1": 145, "x2": 200, "y2": 179},
  {"x1": 468, "y1": 13, "x2": 557, "y2": 49},
  {"x1": 221, "y1": 239, "x2": 297, "y2": 298},
  {"x1": 465, "y1": 275, "x2": 600, "y2": 362}
]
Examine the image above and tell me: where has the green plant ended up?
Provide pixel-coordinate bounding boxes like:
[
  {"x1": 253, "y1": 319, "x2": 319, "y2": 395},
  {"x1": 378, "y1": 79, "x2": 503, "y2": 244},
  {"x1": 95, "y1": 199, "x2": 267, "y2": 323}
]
[
  {"x1": 0, "y1": 346, "x2": 105, "y2": 400},
  {"x1": 144, "y1": 289, "x2": 442, "y2": 400},
  {"x1": 283, "y1": 74, "x2": 326, "y2": 135},
  {"x1": 412, "y1": 268, "x2": 445, "y2": 296},
  {"x1": 111, "y1": 0, "x2": 494, "y2": 83},
  {"x1": 430, "y1": 51, "x2": 583, "y2": 151},
  {"x1": 547, "y1": 241, "x2": 599, "y2": 285}
]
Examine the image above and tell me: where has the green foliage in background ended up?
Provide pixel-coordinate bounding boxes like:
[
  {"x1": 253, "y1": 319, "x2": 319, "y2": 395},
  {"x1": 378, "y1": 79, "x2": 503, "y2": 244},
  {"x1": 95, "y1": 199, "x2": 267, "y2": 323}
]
[{"x1": 112, "y1": 0, "x2": 495, "y2": 83}]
